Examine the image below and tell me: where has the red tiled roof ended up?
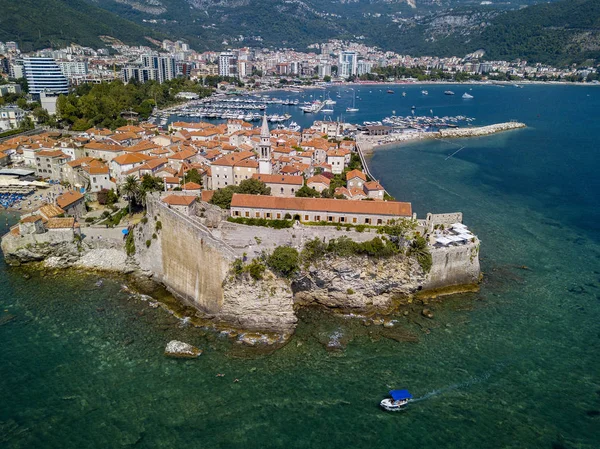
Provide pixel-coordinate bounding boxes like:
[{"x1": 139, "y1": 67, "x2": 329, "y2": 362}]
[
  {"x1": 346, "y1": 169, "x2": 367, "y2": 181},
  {"x1": 230, "y1": 194, "x2": 411, "y2": 216},
  {"x1": 56, "y1": 191, "x2": 84, "y2": 209},
  {"x1": 162, "y1": 195, "x2": 196, "y2": 206},
  {"x1": 252, "y1": 174, "x2": 303, "y2": 185}
]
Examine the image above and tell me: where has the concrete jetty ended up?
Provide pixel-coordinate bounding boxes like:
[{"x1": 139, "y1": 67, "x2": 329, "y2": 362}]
[{"x1": 357, "y1": 121, "x2": 526, "y2": 155}]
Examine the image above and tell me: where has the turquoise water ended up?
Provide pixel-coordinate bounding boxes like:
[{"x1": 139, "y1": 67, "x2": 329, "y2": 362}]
[{"x1": 2, "y1": 85, "x2": 600, "y2": 448}]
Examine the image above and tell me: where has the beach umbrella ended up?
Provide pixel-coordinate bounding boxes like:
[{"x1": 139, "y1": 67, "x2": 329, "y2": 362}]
[{"x1": 122, "y1": 229, "x2": 129, "y2": 235}]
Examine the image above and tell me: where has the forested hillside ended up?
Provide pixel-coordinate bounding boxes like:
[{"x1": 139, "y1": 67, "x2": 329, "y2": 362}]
[{"x1": 0, "y1": 0, "x2": 162, "y2": 52}]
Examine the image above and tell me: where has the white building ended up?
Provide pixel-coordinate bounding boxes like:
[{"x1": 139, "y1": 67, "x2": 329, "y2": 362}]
[
  {"x1": 0, "y1": 106, "x2": 26, "y2": 131},
  {"x1": 23, "y1": 57, "x2": 69, "y2": 95},
  {"x1": 58, "y1": 61, "x2": 89, "y2": 78},
  {"x1": 339, "y1": 51, "x2": 358, "y2": 78},
  {"x1": 218, "y1": 52, "x2": 235, "y2": 77}
]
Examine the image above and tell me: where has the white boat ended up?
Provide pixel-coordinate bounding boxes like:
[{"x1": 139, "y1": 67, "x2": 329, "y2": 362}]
[
  {"x1": 402, "y1": 91, "x2": 407, "y2": 97},
  {"x1": 462, "y1": 92, "x2": 474, "y2": 99},
  {"x1": 444, "y1": 90, "x2": 455, "y2": 95},
  {"x1": 322, "y1": 108, "x2": 334, "y2": 114},
  {"x1": 346, "y1": 89, "x2": 359, "y2": 113},
  {"x1": 421, "y1": 90, "x2": 429, "y2": 95},
  {"x1": 380, "y1": 390, "x2": 413, "y2": 412}
]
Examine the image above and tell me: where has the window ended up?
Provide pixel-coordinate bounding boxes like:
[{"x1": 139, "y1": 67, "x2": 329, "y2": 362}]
[
  {"x1": 291, "y1": 188, "x2": 295, "y2": 193},
  {"x1": 266, "y1": 213, "x2": 271, "y2": 218},
  {"x1": 340, "y1": 217, "x2": 345, "y2": 223},
  {"x1": 280, "y1": 187, "x2": 284, "y2": 194},
  {"x1": 304, "y1": 215, "x2": 309, "y2": 221},
  {"x1": 365, "y1": 218, "x2": 371, "y2": 224},
  {"x1": 352, "y1": 218, "x2": 357, "y2": 224},
  {"x1": 234, "y1": 211, "x2": 240, "y2": 216},
  {"x1": 93, "y1": 177, "x2": 96, "y2": 183},
  {"x1": 328, "y1": 216, "x2": 333, "y2": 222},
  {"x1": 255, "y1": 212, "x2": 260, "y2": 218},
  {"x1": 315, "y1": 216, "x2": 320, "y2": 221},
  {"x1": 377, "y1": 219, "x2": 383, "y2": 225},
  {"x1": 276, "y1": 213, "x2": 281, "y2": 219},
  {"x1": 245, "y1": 212, "x2": 250, "y2": 217}
]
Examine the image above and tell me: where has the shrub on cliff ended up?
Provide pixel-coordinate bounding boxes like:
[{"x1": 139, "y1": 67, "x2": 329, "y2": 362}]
[
  {"x1": 407, "y1": 235, "x2": 432, "y2": 273},
  {"x1": 300, "y1": 238, "x2": 328, "y2": 265},
  {"x1": 267, "y1": 246, "x2": 299, "y2": 277}
]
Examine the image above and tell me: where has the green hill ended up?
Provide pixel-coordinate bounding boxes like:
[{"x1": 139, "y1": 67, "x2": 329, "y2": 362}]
[{"x1": 0, "y1": 0, "x2": 162, "y2": 52}]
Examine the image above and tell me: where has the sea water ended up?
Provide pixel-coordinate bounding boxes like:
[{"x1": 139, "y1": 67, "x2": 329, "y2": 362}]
[{"x1": 1, "y1": 85, "x2": 599, "y2": 448}]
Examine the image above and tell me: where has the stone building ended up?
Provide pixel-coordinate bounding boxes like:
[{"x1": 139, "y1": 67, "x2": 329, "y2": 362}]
[
  {"x1": 252, "y1": 174, "x2": 303, "y2": 197},
  {"x1": 230, "y1": 194, "x2": 412, "y2": 225}
]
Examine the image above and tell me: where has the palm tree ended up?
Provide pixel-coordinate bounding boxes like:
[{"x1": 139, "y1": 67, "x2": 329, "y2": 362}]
[{"x1": 121, "y1": 175, "x2": 139, "y2": 215}]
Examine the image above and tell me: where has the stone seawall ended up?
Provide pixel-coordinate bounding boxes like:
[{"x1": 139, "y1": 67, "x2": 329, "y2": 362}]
[{"x1": 136, "y1": 196, "x2": 235, "y2": 315}]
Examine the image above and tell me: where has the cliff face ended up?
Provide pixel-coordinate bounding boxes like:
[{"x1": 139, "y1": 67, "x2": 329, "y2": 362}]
[
  {"x1": 220, "y1": 271, "x2": 297, "y2": 334},
  {"x1": 293, "y1": 255, "x2": 425, "y2": 311}
]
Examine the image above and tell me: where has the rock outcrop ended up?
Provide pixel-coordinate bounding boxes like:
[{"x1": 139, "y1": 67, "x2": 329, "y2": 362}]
[
  {"x1": 293, "y1": 255, "x2": 426, "y2": 312},
  {"x1": 164, "y1": 340, "x2": 202, "y2": 358},
  {"x1": 220, "y1": 270, "x2": 297, "y2": 334}
]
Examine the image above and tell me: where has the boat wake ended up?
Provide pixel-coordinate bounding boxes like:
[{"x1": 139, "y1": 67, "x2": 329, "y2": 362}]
[{"x1": 410, "y1": 362, "x2": 506, "y2": 403}]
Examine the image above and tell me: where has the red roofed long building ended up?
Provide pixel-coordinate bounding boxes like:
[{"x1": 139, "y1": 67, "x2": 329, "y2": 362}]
[{"x1": 230, "y1": 194, "x2": 412, "y2": 225}]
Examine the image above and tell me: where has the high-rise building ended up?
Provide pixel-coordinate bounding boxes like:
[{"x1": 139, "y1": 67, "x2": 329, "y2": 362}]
[
  {"x1": 58, "y1": 61, "x2": 89, "y2": 78},
  {"x1": 318, "y1": 62, "x2": 332, "y2": 79},
  {"x1": 339, "y1": 51, "x2": 358, "y2": 78},
  {"x1": 218, "y1": 52, "x2": 235, "y2": 77},
  {"x1": 23, "y1": 57, "x2": 69, "y2": 95},
  {"x1": 142, "y1": 54, "x2": 176, "y2": 83},
  {"x1": 122, "y1": 54, "x2": 176, "y2": 84}
]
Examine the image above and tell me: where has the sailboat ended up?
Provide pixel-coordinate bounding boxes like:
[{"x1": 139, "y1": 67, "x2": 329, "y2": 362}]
[{"x1": 346, "y1": 89, "x2": 359, "y2": 113}]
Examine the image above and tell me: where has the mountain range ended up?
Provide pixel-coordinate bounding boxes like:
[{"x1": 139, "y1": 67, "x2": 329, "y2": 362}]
[{"x1": 1, "y1": 0, "x2": 598, "y2": 66}]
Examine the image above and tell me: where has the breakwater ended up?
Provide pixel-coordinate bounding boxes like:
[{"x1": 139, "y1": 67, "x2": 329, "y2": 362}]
[{"x1": 357, "y1": 121, "x2": 526, "y2": 154}]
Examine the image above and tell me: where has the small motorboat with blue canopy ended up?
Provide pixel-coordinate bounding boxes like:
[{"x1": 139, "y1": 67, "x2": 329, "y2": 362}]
[{"x1": 380, "y1": 390, "x2": 413, "y2": 411}]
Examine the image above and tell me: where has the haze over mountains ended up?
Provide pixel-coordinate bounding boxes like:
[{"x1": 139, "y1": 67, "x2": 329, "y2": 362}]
[{"x1": 1, "y1": 0, "x2": 598, "y2": 65}]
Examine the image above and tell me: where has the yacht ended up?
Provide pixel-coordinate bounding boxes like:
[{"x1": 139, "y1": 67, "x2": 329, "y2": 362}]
[
  {"x1": 380, "y1": 390, "x2": 413, "y2": 412},
  {"x1": 346, "y1": 89, "x2": 359, "y2": 113},
  {"x1": 421, "y1": 90, "x2": 429, "y2": 95},
  {"x1": 444, "y1": 90, "x2": 455, "y2": 95},
  {"x1": 462, "y1": 92, "x2": 474, "y2": 99}
]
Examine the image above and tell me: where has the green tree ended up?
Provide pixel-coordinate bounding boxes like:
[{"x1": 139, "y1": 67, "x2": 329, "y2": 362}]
[
  {"x1": 237, "y1": 178, "x2": 270, "y2": 195},
  {"x1": 267, "y1": 246, "x2": 299, "y2": 277},
  {"x1": 407, "y1": 235, "x2": 432, "y2": 273},
  {"x1": 184, "y1": 168, "x2": 203, "y2": 186},
  {"x1": 295, "y1": 185, "x2": 320, "y2": 198},
  {"x1": 210, "y1": 185, "x2": 239, "y2": 209},
  {"x1": 120, "y1": 175, "x2": 139, "y2": 215}
]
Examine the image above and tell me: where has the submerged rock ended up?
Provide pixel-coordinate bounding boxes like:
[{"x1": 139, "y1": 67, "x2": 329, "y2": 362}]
[
  {"x1": 422, "y1": 308, "x2": 434, "y2": 319},
  {"x1": 164, "y1": 340, "x2": 202, "y2": 358}
]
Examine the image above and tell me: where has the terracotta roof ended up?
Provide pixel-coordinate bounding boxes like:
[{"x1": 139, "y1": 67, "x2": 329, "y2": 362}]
[
  {"x1": 364, "y1": 181, "x2": 385, "y2": 191},
  {"x1": 20, "y1": 215, "x2": 42, "y2": 223},
  {"x1": 163, "y1": 176, "x2": 181, "y2": 184},
  {"x1": 37, "y1": 150, "x2": 68, "y2": 158},
  {"x1": 112, "y1": 153, "x2": 154, "y2": 166},
  {"x1": 212, "y1": 151, "x2": 255, "y2": 167},
  {"x1": 346, "y1": 169, "x2": 367, "y2": 181},
  {"x1": 201, "y1": 190, "x2": 214, "y2": 202},
  {"x1": 46, "y1": 217, "x2": 75, "y2": 229},
  {"x1": 84, "y1": 165, "x2": 110, "y2": 175},
  {"x1": 162, "y1": 195, "x2": 196, "y2": 206},
  {"x1": 39, "y1": 204, "x2": 65, "y2": 219},
  {"x1": 252, "y1": 174, "x2": 303, "y2": 185},
  {"x1": 56, "y1": 191, "x2": 84, "y2": 209},
  {"x1": 181, "y1": 182, "x2": 202, "y2": 190},
  {"x1": 230, "y1": 194, "x2": 412, "y2": 217},
  {"x1": 67, "y1": 157, "x2": 95, "y2": 168},
  {"x1": 307, "y1": 174, "x2": 331, "y2": 186}
]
